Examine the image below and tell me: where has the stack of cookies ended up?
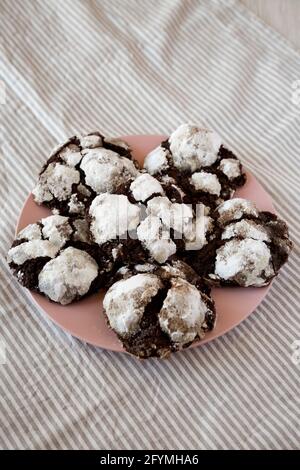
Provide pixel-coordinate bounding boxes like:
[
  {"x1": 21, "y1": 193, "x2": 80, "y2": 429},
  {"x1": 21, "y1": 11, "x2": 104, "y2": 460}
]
[{"x1": 7, "y1": 124, "x2": 292, "y2": 358}]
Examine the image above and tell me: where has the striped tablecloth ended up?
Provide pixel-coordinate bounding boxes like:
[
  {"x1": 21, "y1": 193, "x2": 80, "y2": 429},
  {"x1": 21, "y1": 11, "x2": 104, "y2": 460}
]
[{"x1": 0, "y1": 0, "x2": 299, "y2": 450}]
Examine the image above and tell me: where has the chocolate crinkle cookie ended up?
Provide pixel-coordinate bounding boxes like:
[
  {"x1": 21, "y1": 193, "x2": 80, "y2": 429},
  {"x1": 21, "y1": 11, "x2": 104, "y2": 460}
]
[
  {"x1": 7, "y1": 215, "x2": 114, "y2": 304},
  {"x1": 103, "y1": 260, "x2": 216, "y2": 358},
  {"x1": 143, "y1": 123, "x2": 246, "y2": 208},
  {"x1": 128, "y1": 172, "x2": 215, "y2": 264},
  {"x1": 87, "y1": 173, "x2": 215, "y2": 266},
  {"x1": 86, "y1": 187, "x2": 182, "y2": 266},
  {"x1": 135, "y1": 196, "x2": 214, "y2": 264},
  {"x1": 32, "y1": 132, "x2": 138, "y2": 216},
  {"x1": 185, "y1": 198, "x2": 292, "y2": 287},
  {"x1": 87, "y1": 192, "x2": 144, "y2": 266}
]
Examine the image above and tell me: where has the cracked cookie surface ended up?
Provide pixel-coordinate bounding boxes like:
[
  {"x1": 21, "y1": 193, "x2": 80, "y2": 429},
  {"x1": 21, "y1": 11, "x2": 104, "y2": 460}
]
[
  {"x1": 7, "y1": 215, "x2": 115, "y2": 304},
  {"x1": 144, "y1": 123, "x2": 246, "y2": 209},
  {"x1": 103, "y1": 260, "x2": 216, "y2": 358},
  {"x1": 184, "y1": 198, "x2": 293, "y2": 286},
  {"x1": 32, "y1": 132, "x2": 138, "y2": 216}
]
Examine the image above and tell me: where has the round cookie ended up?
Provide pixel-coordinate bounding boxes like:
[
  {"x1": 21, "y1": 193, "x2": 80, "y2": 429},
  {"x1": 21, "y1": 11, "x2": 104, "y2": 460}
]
[
  {"x1": 38, "y1": 247, "x2": 99, "y2": 305},
  {"x1": 144, "y1": 123, "x2": 246, "y2": 209},
  {"x1": 128, "y1": 172, "x2": 165, "y2": 203},
  {"x1": 185, "y1": 198, "x2": 292, "y2": 286},
  {"x1": 88, "y1": 193, "x2": 145, "y2": 265},
  {"x1": 136, "y1": 194, "x2": 214, "y2": 265},
  {"x1": 32, "y1": 132, "x2": 138, "y2": 216},
  {"x1": 128, "y1": 173, "x2": 207, "y2": 264},
  {"x1": 7, "y1": 215, "x2": 114, "y2": 304},
  {"x1": 87, "y1": 177, "x2": 211, "y2": 266},
  {"x1": 103, "y1": 260, "x2": 216, "y2": 358}
]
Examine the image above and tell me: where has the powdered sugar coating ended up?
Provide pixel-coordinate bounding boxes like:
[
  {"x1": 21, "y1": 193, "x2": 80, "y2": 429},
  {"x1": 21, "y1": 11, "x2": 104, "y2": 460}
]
[
  {"x1": 15, "y1": 215, "x2": 90, "y2": 254},
  {"x1": 185, "y1": 215, "x2": 214, "y2": 251},
  {"x1": 158, "y1": 260, "x2": 196, "y2": 280},
  {"x1": 32, "y1": 163, "x2": 80, "y2": 203},
  {"x1": 80, "y1": 148, "x2": 138, "y2": 193},
  {"x1": 146, "y1": 196, "x2": 193, "y2": 236},
  {"x1": 7, "y1": 240, "x2": 60, "y2": 265},
  {"x1": 168, "y1": 124, "x2": 222, "y2": 171},
  {"x1": 133, "y1": 263, "x2": 156, "y2": 273},
  {"x1": 38, "y1": 247, "x2": 98, "y2": 305},
  {"x1": 80, "y1": 134, "x2": 103, "y2": 149},
  {"x1": 190, "y1": 172, "x2": 221, "y2": 196},
  {"x1": 171, "y1": 203, "x2": 194, "y2": 236},
  {"x1": 213, "y1": 238, "x2": 274, "y2": 286},
  {"x1": 143, "y1": 146, "x2": 169, "y2": 175},
  {"x1": 137, "y1": 215, "x2": 177, "y2": 263},
  {"x1": 216, "y1": 198, "x2": 259, "y2": 227},
  {"x1": 103, "y1": 273, "x2": 163, "y2": 336},
  {"x1": 68, "y1": 194, "x2": 85, "y2": 214},
  {"x1": 130, "y1": 173, "x2": 164, "y2": 202},
  {"x1": 41, "y1": 215, "x2": 73, "y2": 248},
  {"x1": 146, "y1": 196, "x2": 171, "y2": 221},
  {"x1": 59, "y1": 144, "x2": 82, "y2": 167},
  {"x1": 222, "y1": 219, "x2": 270, "y2": 242},
  {"x1": 218, "y1": 158, "x2": 241, "y2": 180},
  {"x1": 16, "y1": 223, "x2": 42, "y2": 241},
  {"x1": 90, "y1": 194, "x2": 141, "y2": 244},
  {"x1": 159, "y1": 175, "x2": 176, "y2": 185},
  {"x1": 159, "y1": 277, "x2": 208, "y2": 345},
  {"x1": 49, "y1": 136, "x2": 77, "y2": 159}
]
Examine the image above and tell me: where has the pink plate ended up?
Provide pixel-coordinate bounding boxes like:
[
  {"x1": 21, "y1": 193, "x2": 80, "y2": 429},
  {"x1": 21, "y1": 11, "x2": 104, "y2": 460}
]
[{"x1": 17, "y1": 135, "x2": 274, "y2": 353}]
